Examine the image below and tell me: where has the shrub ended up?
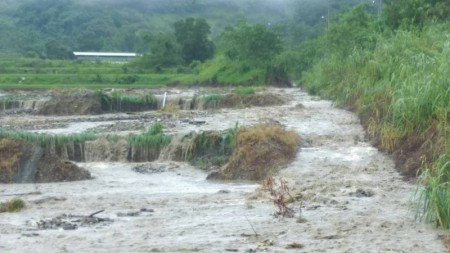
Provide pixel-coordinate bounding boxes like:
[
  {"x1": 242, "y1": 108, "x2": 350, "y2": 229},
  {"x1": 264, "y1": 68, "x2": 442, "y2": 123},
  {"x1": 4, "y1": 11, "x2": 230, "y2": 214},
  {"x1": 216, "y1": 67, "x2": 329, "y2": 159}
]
[
  {"x1": 0, "y1": 198, "x2": 25, "y2": 213},
  {"x1": 265, "y1": 177, "x2": 294, "y2": 217}
]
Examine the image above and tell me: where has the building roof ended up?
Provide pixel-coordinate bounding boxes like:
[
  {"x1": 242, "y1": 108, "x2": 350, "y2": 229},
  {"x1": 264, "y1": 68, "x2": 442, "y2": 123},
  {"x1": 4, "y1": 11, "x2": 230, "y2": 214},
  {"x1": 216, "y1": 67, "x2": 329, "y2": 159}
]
[{"x1": 73, "y1": 52, "x2": 139, "y2": 57}]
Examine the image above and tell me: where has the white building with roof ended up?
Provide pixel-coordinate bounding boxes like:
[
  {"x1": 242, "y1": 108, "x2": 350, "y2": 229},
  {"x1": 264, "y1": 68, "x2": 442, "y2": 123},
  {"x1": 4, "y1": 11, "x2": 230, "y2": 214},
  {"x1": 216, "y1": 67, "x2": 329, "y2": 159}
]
[{"x1": 73, "y1": 52, "x2": 140, "y2": 60}]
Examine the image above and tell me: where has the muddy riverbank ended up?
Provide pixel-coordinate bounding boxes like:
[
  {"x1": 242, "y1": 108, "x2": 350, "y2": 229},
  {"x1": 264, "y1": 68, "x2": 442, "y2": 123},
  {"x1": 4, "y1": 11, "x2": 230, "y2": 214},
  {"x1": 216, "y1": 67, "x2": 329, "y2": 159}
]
[{"x1": 0, "y1": 88, "x2": 447, "y2": 252}]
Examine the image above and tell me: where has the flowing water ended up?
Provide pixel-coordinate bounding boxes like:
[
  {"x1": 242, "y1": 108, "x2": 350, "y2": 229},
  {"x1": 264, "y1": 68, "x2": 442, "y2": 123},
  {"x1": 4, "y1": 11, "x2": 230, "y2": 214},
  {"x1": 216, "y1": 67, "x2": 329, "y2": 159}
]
[
  {"x1": 13, "y1": 145, "x2": 44, "y2": 183},
  {"x1": 0, "y1": 88, "x2": 447, "y2": 252}
]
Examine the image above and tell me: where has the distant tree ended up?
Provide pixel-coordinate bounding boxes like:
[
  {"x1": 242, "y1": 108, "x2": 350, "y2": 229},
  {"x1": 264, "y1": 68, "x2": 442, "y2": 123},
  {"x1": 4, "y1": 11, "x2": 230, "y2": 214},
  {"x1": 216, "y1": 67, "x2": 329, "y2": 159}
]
[
  {"x1": 382, "y1": 0, "x2": 450, "y2": 29},
  {"x1": 220, "y1": 22, "x2": 283, "y2": 67},
  {"x1": 45, "y1": 40, "x2": 74, "y2": 59},
  {"x1": 324, "y1": 5, "x2": 376, "y2": 56},
  {"x1": 173, "y1": 18, "x2": 214, "y2": 64},
  {"x1": 144, "y1": 32, "x2": 184, "y2": 67}
]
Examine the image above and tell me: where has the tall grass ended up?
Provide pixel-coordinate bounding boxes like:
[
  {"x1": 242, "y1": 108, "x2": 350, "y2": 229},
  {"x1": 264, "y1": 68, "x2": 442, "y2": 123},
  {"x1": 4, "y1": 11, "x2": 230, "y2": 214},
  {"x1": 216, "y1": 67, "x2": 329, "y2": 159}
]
[
  {"x1": 416, "y1": 155, "x2": 450, "y2": 229},
  {"x1": 128, "y1": 122, "x2": 171, "y2": 149},
  {"x1": 304, "y1": 26, "x2": 449, "y2": 138},
  {"x1": 183, "y1": 124, "x2": 238, "y2": 170},
  {"x1": 96, "y1": 90, "x2": 158, "y2": 112},
  {"x1": 0, "y1": 130, "x2": 96, "y2": 147},
  {"x1": 0, "y1": 97, "x2": 16, "y2": 110},
  {"x1": 188, "y1": 124, "x2": 237, "y2": 158},
  {"x1": 302, "y1": 24, "x2": 450, "y2": 228}
]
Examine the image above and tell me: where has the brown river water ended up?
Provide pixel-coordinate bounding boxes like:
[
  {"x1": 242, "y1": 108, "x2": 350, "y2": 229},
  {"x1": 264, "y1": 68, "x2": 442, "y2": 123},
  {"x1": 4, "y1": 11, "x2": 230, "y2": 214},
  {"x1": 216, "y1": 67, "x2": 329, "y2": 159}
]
[{"x1": 0, "y1": 88, "x2": 446, "y2": 252}]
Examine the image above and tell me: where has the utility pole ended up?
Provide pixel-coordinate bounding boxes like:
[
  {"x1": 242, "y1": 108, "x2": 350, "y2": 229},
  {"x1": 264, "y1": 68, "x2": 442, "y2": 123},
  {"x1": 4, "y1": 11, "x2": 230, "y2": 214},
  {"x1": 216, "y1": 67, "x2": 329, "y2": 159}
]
[
  {"x1": 378, "y1": 0, "x2": 382, "y2": 17},
  {"x1": 327, "y1": 6, "x2": 330, "y2": 29}
]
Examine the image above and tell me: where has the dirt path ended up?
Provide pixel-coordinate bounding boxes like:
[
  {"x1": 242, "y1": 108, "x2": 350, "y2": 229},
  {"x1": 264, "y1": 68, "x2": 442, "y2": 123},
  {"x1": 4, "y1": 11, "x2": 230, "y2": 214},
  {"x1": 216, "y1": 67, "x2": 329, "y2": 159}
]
[{"x1": 0, "y1": 88, "x2": 447, "y2": 252}]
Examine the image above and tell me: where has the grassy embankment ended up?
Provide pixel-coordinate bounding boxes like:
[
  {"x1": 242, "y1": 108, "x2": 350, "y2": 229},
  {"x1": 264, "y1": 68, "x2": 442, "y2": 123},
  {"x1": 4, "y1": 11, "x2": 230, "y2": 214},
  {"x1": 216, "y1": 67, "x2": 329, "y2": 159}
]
[
  {"x1": 0, "y1": 58, "x2": 182, "y2": 88},
  {"x1": 0, "y1": 55, "x2": 270, "y2": 89},
  {"x1": 302, "y1": 24, "x2": 449, "y2": 229},
  {"x1": 0, "y1": 123, "x2": 170, "y2": 151}
]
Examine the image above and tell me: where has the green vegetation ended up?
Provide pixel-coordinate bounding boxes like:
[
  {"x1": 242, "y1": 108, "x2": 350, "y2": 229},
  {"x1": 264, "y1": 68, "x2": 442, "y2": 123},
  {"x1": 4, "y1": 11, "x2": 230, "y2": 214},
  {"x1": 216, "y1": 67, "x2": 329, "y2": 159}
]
[
  {"x1": 0, "y1": 58, "x2": 189, "y2": 88},
  {"x1": 0, "y1": 130, "x2": 96, "y2": 148},
  {"x1": 0, "y1": 0, "x2": 447, "y2": 231},
  {"x1": 417, "y1": 155, "x2": 450, "y2": 229},
  {"x1": 128, "y1": 122, "x2": 171, "y2": 149},
  {"x1": 185, "y1": 123, "x2": 238, "y2": 170},
  {"x1": 174, "y1": 18, "x2": 215, "y2": 64},
  {"x1": 233, "y1": 87, "x2": 256, "y2": 95},
  {"x1": 133, "y1": 17, "x2": 214, "y2": 71},
  {"x1": 0, "y1": 0, "x2": 307, "y2": 55},
  {"x1": 0, "y1": 0, "x2": 367, "y2": 87},
  {"x1": 295, "y1": 2, "x2": 449, "y2": 229},
  {"x1": 0, "y1": 198, "x2": 25, "y2": 213},
  {"x1": 0, "y1": 124, "x2": 166, "y2": 151},
  {"x1": 96, "y1": 90, "x2": 158, "y2": 112},
  {"x1": 202, "y1": 94, "x2": 223, "y2": 103},
  {"x1": 0, "y1": 97, "x2": 16, "y2": 110}
]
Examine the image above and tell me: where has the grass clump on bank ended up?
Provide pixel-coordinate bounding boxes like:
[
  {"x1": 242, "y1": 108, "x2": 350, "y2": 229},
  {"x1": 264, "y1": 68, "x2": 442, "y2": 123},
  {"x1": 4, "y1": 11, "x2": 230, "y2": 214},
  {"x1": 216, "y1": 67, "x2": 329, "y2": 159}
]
[
  {"x1": 208, "y1": 124, "x2": 299, "y2": 180},
  {"x1": 0, "y1": 97, "x2": 17, "y2": 111},
  {"x1": 202, "y1": 94, "x2": 223, "y2": 103},
  {"x1": 232, "y1": 87, "x2": 255, "y2": 95},
  {"x1": 0, "y1": 198, "x2": 25, "y2": 213},
  {"x1": 128, "y1": 122, "x2": 171, "y2": 149},
  {"x1": 127, "y1": 122, "x2": 172, "y2": 162},
  {"x1": 0, "y1": 130, "x2": 96, "y2": 148},
  {"x1": 416, "y1": 155, "x2": 450, "y2": 229},
  {"x1": 184, "y1": 124, "x2": 238, "y2": 170},
  {"x1": 96, "y1": 90, "x2": 158, "y2": 112},
  {"x1": 302, "y1": 25, "x2": 450, "y2": 172}
]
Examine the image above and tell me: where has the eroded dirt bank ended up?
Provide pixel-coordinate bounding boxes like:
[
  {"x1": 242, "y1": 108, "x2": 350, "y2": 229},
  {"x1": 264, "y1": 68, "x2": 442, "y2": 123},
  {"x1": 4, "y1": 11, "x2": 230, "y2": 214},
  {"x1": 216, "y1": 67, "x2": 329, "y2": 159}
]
[
  {"x1": 0, "y1": 138, "x2": 91, "y2": 183},
  {"x1": 0, "y1": 88, "x2": 447, "y2": 252}
]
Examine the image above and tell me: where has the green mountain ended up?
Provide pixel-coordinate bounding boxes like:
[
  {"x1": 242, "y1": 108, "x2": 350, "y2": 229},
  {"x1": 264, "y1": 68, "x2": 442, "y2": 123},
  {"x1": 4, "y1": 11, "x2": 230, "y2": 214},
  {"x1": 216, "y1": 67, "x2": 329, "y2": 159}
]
[{"x1": 0, "y1": 0, "x2": 365, "y2": 55}]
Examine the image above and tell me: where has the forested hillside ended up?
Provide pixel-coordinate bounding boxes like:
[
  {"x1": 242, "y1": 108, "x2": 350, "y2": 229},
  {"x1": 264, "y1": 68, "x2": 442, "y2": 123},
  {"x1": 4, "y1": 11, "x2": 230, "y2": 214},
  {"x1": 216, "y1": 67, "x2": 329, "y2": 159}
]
[{"x1": 0, "y1": 0, "x2": 364, "y2": 56}]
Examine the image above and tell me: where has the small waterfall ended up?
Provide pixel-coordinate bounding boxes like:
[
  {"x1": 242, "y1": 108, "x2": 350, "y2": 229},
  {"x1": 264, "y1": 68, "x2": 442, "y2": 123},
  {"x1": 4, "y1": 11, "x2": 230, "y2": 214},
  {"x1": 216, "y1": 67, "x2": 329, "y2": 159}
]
[
  {"x1": 22, "y1": 100, "x2": 36, "y2": 111},
  {"x1": 159, "y1": 133, "x2": 194, "y2": 161},
  {"x1": 84, "y1": 138, "x2": 129, "y2": 162},
  {"x1": 181, "y1": 98, "x2": 193, "y2": 110},
  {"x1": 1, "y1": 99, "x2": 48, "y2": 113},
  {"x1": 14, "y1": 144, "x2": 44, "y2": 183}
]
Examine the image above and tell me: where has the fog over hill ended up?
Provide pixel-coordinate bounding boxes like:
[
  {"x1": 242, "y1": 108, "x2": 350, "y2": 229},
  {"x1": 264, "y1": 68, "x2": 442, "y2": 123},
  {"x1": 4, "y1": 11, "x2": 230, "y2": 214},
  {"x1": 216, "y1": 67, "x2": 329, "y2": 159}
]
[{"x1": 0, "y1": 0, "x2": 366, "y2": 54}]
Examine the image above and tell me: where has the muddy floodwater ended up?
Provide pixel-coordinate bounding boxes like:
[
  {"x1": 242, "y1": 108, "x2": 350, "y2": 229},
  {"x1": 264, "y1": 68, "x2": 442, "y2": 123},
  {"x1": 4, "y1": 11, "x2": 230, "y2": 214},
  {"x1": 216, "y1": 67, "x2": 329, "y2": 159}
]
[{"x1": 0, "y1": 88, "x2": 447, "y2": 252}]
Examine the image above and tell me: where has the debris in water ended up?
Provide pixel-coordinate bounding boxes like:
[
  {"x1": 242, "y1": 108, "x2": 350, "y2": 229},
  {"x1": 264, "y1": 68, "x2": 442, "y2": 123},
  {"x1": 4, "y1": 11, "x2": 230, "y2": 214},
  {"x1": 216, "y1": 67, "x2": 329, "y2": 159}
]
[
  {"x1": 36, "y1": 213, "x2": 113, "y2": 230},
  {"x1": 132, "y1": 163, "x2": 179, "y2": 174},
  {"x1": 353, "y1": 188, "x2": 375, "y2": 197},
  {"x1": 117, "y1": 211, "x2": 140, "y2": 217},
  {"x1": 140, "y1": 208, "x2": 154, "y2": 213},
  {"x1": 285, "y1": 242, "x2": 304, "y2": 249}
]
